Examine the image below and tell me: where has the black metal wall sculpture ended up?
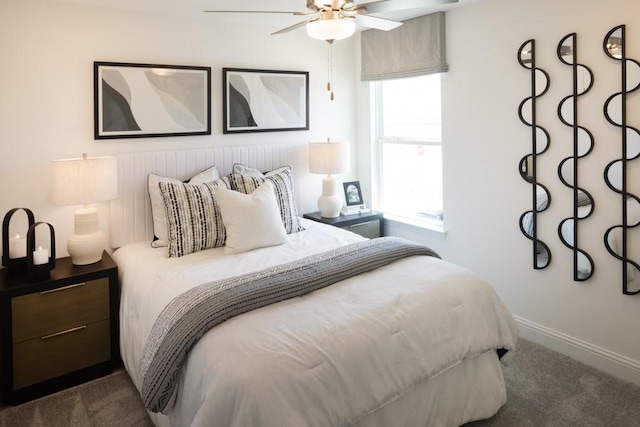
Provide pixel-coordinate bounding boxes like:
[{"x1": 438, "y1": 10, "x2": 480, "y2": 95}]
[
  {"x1": 518, "y1": 39, "x2": 552, "y2": 269},
  {"x1": 602, "y1": 25, "x2": 640, "y2": 295},
  {"x1": 556, "y1": 33, "x2": 595, "y2": 281}
]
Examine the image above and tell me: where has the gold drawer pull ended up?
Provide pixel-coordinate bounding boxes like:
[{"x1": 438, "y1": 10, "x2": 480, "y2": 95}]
[
  {"x1": 349, "y1": 221, "x2": 373, "y2": 228},
  {"x1": 41, "y1": 325, "x2": 87, "y2": 340},
  {"x1": 40, "y1": 282, "x2": 86, "y2": 295}
]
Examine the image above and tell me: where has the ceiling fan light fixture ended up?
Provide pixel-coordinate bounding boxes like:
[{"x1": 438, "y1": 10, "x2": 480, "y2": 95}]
[{"x1": 306, "y1": 18, "x2": 356, "y2": 42}]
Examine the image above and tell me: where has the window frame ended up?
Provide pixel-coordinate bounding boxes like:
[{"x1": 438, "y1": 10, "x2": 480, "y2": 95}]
[{"x1": 372, "y1": 76, "x2": 446, "y2": 237}]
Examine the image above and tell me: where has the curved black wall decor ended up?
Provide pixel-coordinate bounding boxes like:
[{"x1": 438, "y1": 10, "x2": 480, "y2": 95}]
[
  {"x1": 518, "y1": 39, "x2": 552, "y2": 269},
  {"x1": 556, "y1": 33, "x2": 595, "y2": 281},
  {"x1": 602, "y1": 25, "x2": 640, "y2": 295}
]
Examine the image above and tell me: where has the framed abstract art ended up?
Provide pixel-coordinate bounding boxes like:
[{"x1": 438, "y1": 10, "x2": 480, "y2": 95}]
[
  {"x1": 222, "y1": 68, "x2": 309, "y2": 134},
  {"x1": 94, "y1": 62, "x2": 211, "y2": 139}
]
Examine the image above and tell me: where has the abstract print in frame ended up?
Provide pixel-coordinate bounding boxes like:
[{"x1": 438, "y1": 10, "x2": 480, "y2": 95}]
[
  {"x1": 223, "y1": 68, "x2": 309, "y2": 134},
  {"x1": 94, "y1": 62, "x2": 211, "y2": 139}
]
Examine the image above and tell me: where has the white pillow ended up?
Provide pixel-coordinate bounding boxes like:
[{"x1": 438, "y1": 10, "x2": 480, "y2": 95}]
[
  {"x1": 230, "y1": 165, "x2": 305, "y2": 234},
  {"x1": 213, "y1": 180, "x2": 288, "y2": 254},
  {"x1": 149, "y1": 166, "x2": 220, "y2": 248}
]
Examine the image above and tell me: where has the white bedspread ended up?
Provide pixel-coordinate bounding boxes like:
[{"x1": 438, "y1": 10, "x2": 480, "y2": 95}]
[{"x1": 115, "y1": 219, "x2": 518, "y2": 427}]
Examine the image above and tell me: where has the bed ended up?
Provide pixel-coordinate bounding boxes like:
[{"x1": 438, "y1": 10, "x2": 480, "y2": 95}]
[{"x1": 111, "y1": 145, "x2": 518, "y2": 427}]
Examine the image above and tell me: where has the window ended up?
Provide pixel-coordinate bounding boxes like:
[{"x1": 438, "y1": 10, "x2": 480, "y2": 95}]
[{"x1": 373, "y1": 74, "x2": 443, "y2": 228}]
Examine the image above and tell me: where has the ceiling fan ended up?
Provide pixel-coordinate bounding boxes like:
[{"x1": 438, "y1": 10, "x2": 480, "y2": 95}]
[{"x1": 204, "y1": 0, "x2": 429, "y2": 43}]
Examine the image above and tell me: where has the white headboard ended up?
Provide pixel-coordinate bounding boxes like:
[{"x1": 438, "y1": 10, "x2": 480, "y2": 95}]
[{"x1": 110, "y1": 144, "x2": 306, "y2": 248}]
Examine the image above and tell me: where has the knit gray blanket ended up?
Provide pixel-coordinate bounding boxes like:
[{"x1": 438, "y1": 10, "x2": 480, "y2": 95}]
[{"x1": 139, "y1": 237, "x2": 440, "y2": 413}]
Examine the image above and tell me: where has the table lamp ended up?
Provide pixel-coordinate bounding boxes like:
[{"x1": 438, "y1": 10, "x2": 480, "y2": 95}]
[
  {"x1": 309, "y1": 140, "x2": 350, "y2": 218},
  {"x1": 52, "y1": 154, "x2": 117, "y2": 265}
]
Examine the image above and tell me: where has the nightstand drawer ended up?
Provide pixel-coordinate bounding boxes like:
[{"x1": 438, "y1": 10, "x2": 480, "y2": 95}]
[
  {"x1": 12, "y1": 278, "x2": 110, "y2": 343},
  {"x1": 341, "y1": 219, "x2": 381, "y2": 239},
  {"x1": 13, "y1": 319, "x2": 111, "y2": 389}
]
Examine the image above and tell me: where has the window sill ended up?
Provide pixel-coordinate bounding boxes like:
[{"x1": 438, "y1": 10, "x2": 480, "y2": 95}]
[{"x1": 384, "y1": 214, "x2": 447, "y2": 241}]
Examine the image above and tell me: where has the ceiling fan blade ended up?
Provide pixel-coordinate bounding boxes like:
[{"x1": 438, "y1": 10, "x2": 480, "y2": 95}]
[
  {"x1": 271, "y1": 19, "x2": 316, "y2": 35},
  {"x1": 203, "y1": 10, "x2": 297, "y2": 14},
  {"x1": 355, "y1": 14, "x2": 402, "y2": 31},
  {"x1": 365, "y1": 0, "x2": 458, "y2": 14},
  {"x1": 345, "y1": 0, "x2": 389, "y2": 8},
  {"x1": 306, "y1": 0, "x2": 321, "y2": 11}
]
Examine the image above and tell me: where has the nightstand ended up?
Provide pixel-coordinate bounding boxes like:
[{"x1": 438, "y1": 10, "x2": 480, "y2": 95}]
[
  {"x1": 303, "y1": 211, "x2": 384, "y2": 239},
  {"x1": 0, "y1": 251, "x2": 119, "y2": 404}
]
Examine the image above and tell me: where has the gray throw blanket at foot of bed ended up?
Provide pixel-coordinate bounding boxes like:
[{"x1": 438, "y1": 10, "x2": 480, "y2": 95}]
[{"x1": 140, "y1": 236, "x2": 440, "y2": 413}]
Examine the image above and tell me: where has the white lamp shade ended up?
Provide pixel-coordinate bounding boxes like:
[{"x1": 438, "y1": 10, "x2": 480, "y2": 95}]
[
  {"x1": 52, "y1": 155, "x2": 118, "y2": 205},
  {"x1": 306, "y1": 19, "x2": 356, "y2": 42},
  {"x1": 309, "y1": 141, "x2": 350, "y2": 218},
  {"x1": 52, "y1": 155, "x2": 117, "y2": 265},
  {"x1": 309, "y1": 141, "x2": 350, "y2": 175}
]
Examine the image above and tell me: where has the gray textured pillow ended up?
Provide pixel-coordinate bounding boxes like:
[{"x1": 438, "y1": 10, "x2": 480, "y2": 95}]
[
  {"x1": 230, "y1": 165, "x2": 304, "y2": 234},
  {"x1": 159, "y1": 179, "x2": 228, "y2": 258}
]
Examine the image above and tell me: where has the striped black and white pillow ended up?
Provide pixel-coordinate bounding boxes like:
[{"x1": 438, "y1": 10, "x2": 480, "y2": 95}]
[
  {"x1": 159, "y1": 179, "x2": 228, "y2": 258},
  {"x1": 230, "y1": 166, "x2": 305, "y2": 234}
]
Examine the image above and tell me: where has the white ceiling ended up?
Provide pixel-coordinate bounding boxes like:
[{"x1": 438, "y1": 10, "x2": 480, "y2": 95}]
[{"x1": 49, "y1": 0, "x2": 483, "y2": 27}]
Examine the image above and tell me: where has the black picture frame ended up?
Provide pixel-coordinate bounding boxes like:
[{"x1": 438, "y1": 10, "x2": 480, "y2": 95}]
[
  {"x1": 343, "y1": 181, "x2": 364, "y2": 206},
  {"x1": 223, "y1": 68, "x2": 309, "y2": 134},
  {"x1": 94, "y1": 61, "x2": 211, "y2": 139}
]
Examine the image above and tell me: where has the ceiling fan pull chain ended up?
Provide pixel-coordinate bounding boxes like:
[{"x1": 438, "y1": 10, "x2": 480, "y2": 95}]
[{"x1": 328, "y1": 42, "x2": 335, "y2": 101}]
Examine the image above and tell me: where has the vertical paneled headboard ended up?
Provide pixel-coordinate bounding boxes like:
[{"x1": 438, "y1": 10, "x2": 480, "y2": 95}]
[{"x1": 110, "y1": 144, "x2": 305, "y2": 248}]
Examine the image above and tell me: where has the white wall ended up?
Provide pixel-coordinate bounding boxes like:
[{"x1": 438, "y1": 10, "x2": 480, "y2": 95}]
[
  {"x1": 0, "y1": 0, "x2": 357, "y2": 253},
  {"x1": 358, "y1": 0, "x2": 640, "y2": 384}
]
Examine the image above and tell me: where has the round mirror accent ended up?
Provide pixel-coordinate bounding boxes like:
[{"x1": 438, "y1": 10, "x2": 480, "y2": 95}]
[
  {"x1": 558, "y1": 96, "x2": 574, "y2": 126},
  {"x1": 604, "y1": 93, "x2": 623, "y2": 126},
  {"x1": 626, "y1": 59, "x2": 640, "y2": 91},
  {"x1": 558, "y1": 34, "x2": 574, "y2": 65},
  {"x1": 536, "y1": 126, "x2": 550, "y2": 154},
  {"x1": 518, "y1": 39, "x2": 552, "y2": 270},
  {"x1": 518, "y1": 41, "x2": 533, "y2": 69},
  {"x1": 577, "y1": 190, "x2": 594, "y2": 219},
  {"x1": 577, "y1": 127, "x2": 594, "y2": 157},
  {"x1": 519, "y1": 155, "x2": 533, "y2": 183},
  {"x1": 556, "y1": 33, "x2": 594, "y2": 281},
  {"x1": 576, "y1": 65, "x2": 594, "y2": 94},
  {"x1": 518, "y1": 98, "x2": 533, "y2": 126},
  {"x1": 627, "y1": 127, "x2": 640, "y2": 160},
  {"x1": 604, "y1": 27, "x2": 623, "y2": 60},
  {"x1": 627, "y1": 195, "x2": 640, "y2": 228},
  {"x1": 558, "y1": 157, "x2": 574, "y2": 187},
  {"x1": 602, "y1": 25, "x2": 640, "y2": 295},
  {"x1": 534, "y1": 69, "x2": 550, "y2": 96},
  {"x1": 604, "y1": 160, "x2": 623, "y2": 193}
]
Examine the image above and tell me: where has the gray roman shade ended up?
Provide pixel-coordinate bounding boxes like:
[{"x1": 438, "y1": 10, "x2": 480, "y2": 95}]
[{"x1": 360, "y1": 12, "x2": 448, "y2": 81}]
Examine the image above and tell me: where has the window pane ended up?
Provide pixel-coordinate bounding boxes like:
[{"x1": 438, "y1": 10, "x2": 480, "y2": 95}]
[
  {"x1": 381, "y1": 75, "x2": 441, "y2": 141},
  {"x1": 381, "y1": 143, "x2": 443, "y2": 218}
]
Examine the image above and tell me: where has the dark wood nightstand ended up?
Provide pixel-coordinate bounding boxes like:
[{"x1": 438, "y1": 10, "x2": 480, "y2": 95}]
[
  {"x1": 303, "y1": 211, "x2": 384, "y2": 239},
  {"x1": 0, "y1": 251, "x2": 119, "y2": 405}
]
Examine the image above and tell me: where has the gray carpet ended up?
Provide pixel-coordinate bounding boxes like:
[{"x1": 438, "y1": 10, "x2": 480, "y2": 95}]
[
  {"x1": 0, "y1": 369, "x2": 154, "y2": 427},
  {"x1": 1, "y1": 339, "x2": 640, "y2": 426},
  {"x1": 467, "y1": 339, "x2": 640, "y2": 427}
]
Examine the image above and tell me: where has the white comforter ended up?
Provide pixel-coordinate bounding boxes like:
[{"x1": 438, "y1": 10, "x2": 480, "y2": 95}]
[{"x1": 115, "y1": 219, "x2": 518, "y2": 427}]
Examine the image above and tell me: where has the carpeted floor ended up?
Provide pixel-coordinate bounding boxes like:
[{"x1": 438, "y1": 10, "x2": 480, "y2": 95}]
[
  {"x1": 1, "y1": 339, "x2": 640, "y2": 426},
  {"x1": 467, "y1": 339, "x2": 640, "y2": 427},
  {"x1": 0, "y1": 369, "x2": 153, "y2": 427}
]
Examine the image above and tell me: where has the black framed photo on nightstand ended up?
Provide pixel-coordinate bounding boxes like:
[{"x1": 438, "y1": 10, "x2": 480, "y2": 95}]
[{"x1": 343, "y1": 181, "x2": 363, "y2": 206}]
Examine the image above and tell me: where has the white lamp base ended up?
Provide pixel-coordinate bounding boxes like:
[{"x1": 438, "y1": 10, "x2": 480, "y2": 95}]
[
  {"x1": 318, "y1": 175, "x2": 342, "y2": 218},
  {"x1": 67, "y1": 206, "x2": 106, "y2": 265}
]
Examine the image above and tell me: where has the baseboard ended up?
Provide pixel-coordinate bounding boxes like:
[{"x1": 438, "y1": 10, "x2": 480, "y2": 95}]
[{"x1": 515, "y1": 315, "x2": 640, "y2": 387}]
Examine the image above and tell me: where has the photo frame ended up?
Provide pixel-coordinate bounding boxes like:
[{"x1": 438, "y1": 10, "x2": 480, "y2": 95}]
[
  {"x1": 223, "y1": 68, "x2": 309, "y2": 134},
  {"x1": 94, "y1": 62, "x2": 211, "y2": 139},
  {"x1": 343, "y1": 181, "x2": 364, "y2": 206}
]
